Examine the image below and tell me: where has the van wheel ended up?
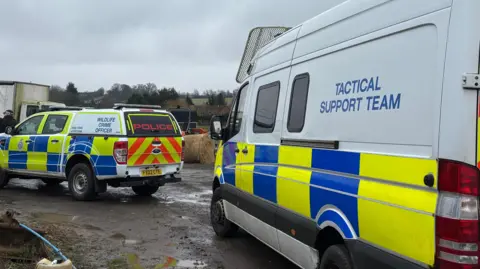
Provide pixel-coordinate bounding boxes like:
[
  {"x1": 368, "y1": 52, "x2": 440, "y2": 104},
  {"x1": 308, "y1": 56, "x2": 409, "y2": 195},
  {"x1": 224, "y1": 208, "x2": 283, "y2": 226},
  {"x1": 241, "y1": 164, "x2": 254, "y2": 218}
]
[
  {"x1": 211, "y1": 187, "x2": 238, "y2": 237},
  {"x1": 132, "y1": 185, "x2": 159, "y2": 196},
  {"x1": 318, "y1": 245, "x2": 353, "y2": 269},
  {"x1": 0, "y1": 169, "x2": 9, "y2": 189},
  {"x1": 42, "y1": 179, "x2": 61, "y2": 186},
  {"x1": 68, "y1": 163, "x2": 96, "y2": 201}
]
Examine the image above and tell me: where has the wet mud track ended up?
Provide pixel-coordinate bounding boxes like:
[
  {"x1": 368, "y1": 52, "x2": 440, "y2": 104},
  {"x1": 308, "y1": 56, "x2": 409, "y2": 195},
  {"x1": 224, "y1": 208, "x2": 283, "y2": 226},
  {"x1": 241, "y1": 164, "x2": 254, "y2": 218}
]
[{"x1": 0, "y1": 164, "x2": 298, "y2": 269}]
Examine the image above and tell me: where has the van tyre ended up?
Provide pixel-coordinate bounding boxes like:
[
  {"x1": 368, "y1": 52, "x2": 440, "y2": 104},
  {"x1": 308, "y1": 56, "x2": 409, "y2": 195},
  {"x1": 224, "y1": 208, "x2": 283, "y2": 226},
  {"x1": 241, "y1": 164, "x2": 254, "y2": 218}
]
[
  {"x1": 319, "y1": 245, "x2": 353, "y2": 269},
  {"x1": 132, "y1": 185, "x2": 159, "y2": 196},
  {"x1": 211, "y1": 187, "x2": 238, "y2": 237},
  {"x1": 68, "y1": 163, "x2": 96, "y2": 201},
  {"x1": 0, "y1": 169, "x2": 9, "y2": 189}
]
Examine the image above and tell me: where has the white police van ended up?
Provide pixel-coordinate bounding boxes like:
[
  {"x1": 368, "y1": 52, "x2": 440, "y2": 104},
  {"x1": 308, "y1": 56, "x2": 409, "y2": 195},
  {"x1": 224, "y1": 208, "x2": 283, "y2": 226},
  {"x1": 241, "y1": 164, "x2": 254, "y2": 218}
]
[{"x1": 209, "y1": 1, "x2": 480, "y2": 269}]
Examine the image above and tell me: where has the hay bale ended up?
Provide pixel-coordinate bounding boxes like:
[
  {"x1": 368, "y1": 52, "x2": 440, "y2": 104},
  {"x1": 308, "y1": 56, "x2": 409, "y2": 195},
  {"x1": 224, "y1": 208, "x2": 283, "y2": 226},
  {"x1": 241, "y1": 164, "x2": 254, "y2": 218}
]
[
  {"x1": 198, "y1": 134, "x2": 215, "y2": 164},
  {"x1": 183, "y1": 134, "x2": 215, "y2": 164},
  {"x1": 183, "y1": 134, "x2": 201, "y2": 163}
]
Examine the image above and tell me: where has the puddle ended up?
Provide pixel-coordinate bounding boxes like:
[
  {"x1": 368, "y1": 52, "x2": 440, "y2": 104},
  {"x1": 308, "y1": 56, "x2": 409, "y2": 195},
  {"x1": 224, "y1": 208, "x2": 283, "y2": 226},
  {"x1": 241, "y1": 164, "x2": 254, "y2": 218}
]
[
  {"x1": 110, "y1": 233, "x2": 142, "y2": 245},
  {"x1": 31, "y1": 212, "x2": 77, "y2": 223},
  {"x1": 189, "y1": 236, "x2": 213, "y2": 246},
  {"x1": 157, "y1": 256, "x2": 207, "y2": 268},
  {"x1": 175, "y1": 260, "x2": 208, "y2": 268},
  {"x1": 184, "y1": 190, "x2": 211, "y2": 199},
  {"x1": 173, "y1": 199, "x2": 209, "y2": 206},
  {"x1": 159, "y1": 189, "x2": 211, "y2": 206},
  {"x1": 109, "y1": 254, "x2": 207, "y2": 269},
  {"x1": 123, "y1": 239, "x2": 142, "y2": 245},
  {"x1": 10, "y1": 179, "x2": 42, "y2": 190},
  {"x1": 0, "y1": 197, "x2": 13, "y2": 204},
  {"x1": 120, "y1": 197, "x2": 132, "y2": 203}
]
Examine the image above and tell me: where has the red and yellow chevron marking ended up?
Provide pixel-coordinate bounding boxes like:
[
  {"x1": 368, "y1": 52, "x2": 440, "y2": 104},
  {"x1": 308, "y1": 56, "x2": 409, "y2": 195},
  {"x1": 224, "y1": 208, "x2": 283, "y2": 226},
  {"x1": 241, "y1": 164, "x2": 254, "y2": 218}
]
[{"x1": 127, "y1": 137, "x2": 182, "y2": 166}]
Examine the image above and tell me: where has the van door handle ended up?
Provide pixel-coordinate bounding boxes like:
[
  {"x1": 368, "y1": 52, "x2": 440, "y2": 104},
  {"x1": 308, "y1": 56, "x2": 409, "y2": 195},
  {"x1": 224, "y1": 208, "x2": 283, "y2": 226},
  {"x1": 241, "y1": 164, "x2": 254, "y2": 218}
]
[
  {"x1": 234, "y1": 148, "x2": 240, "y2": 153},
  {"x1": 51, "y1": 139, "x2": 59, "y2": 144},
  {"x1": 25, "y1": 140, "x2": 33, "y2": 144},
  {"x1": 242, "y1": 148, "x2": 248, "y2": 154}
]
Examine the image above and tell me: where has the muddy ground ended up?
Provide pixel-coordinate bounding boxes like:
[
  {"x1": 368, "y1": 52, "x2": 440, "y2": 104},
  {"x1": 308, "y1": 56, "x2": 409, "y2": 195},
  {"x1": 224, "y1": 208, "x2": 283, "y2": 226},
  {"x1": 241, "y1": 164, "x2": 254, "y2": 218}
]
[{"x1": 0, "y1": 164, "x2": 297, "y2": 269}]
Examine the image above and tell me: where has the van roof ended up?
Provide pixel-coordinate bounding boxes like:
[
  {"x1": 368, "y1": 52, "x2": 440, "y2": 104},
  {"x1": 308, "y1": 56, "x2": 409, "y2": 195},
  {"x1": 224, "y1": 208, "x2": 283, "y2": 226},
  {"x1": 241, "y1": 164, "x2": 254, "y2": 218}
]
[
  {"x1": 248, "y1": 1, "x2": 407, "y2": 82},
  {"x1": 250, "y1": 1, "x2": 355, "y2": 69}
]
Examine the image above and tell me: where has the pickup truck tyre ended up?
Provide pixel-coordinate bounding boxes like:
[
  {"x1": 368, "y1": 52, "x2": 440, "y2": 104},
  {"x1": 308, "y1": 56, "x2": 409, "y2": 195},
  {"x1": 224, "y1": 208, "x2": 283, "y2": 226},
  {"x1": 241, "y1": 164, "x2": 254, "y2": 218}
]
[
  {"x1": 0, "y1": 169, "x2": 9, "y2": 189},
  {"x1": 41, "y1": 179, "x2": 61, "y2": 186},
  {"x1": 318, "y1": 245, "x2": 353, "y2": 269},
  {"x1": 68, "y1": 163, "x2": 96, "y2": 201},
  {"x1": 210, "y1": 187, "x2": 238, "y2": 237},
  {"x1": 132, "y1": 185, "x2": 159, "y2": 196}
]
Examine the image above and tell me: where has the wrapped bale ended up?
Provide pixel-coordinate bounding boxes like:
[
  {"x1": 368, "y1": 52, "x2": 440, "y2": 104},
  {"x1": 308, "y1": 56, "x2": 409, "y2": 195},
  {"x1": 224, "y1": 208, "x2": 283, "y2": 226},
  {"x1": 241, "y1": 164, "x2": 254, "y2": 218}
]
[{"x1": 183, "y1": 134, "x2": 215, "y2": 164}]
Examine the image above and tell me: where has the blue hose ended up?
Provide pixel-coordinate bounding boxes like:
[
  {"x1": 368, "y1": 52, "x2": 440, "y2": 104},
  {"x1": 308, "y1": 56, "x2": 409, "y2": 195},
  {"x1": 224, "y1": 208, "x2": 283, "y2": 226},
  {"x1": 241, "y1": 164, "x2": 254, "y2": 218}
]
[{"x1": 19, "y1": 223, "x2": 77, "y2": 269}]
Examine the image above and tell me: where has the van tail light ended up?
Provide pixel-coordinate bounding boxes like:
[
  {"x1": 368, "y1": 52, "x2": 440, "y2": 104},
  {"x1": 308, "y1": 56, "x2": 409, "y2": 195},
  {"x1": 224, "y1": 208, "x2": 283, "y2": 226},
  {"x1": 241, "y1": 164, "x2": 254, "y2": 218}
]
[
  {"x1": 181, "y1": 139, "x2": 185, "y2": 161},
  {"x1": 436, "y1": 159, "x2": 480, "y2": 268},
  {"x1": 113, "y1": 141, "x2": 128, "y2": 165}
]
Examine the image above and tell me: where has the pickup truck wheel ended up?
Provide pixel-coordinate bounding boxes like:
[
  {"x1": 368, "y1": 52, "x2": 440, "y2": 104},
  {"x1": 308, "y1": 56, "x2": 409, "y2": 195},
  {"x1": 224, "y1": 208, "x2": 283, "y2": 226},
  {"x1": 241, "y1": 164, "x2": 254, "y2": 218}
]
[
  {"x1": 211, "y1": 187, "x2": 238, "y2": 237},
  {"x1": 68, "y1": 163, "x2": 96, "y2": 201},
  {"x1": 132, "y1": 185, "x2": 159, "y2": 196},
  {"x1": 0, "y1": 169, "x2": 9, "y2": 189},
  {"x1": 41, "y1": 179, "x2": 61, "y2": 186}
]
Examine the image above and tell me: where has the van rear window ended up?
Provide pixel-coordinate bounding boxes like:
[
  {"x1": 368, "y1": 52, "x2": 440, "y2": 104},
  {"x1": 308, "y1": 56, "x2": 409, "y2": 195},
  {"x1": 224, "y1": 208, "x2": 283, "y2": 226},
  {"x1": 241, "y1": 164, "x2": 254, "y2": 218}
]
[{"x1": 125, "y1": 112, "x2": 180, "y2": 136}]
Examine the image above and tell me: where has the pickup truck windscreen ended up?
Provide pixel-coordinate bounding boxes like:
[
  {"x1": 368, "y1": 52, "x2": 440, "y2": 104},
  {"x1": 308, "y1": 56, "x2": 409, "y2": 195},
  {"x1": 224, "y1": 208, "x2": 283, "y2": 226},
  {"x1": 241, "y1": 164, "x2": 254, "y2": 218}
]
[{"x1": 125, "y1": 112, "x2": 180, "y2": 137}]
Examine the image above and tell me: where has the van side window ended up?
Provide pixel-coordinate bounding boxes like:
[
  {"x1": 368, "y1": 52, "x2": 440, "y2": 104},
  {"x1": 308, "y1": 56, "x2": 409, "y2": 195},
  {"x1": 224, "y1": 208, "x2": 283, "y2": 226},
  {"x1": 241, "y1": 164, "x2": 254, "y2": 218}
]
[
  {"x1": 253, "y1": 81, "x2": 280, "y2": 133},
  {"x1": 225, "y1": 83, "x2": 249, "y2": 140},
  {"x1": 287, "y1": 73, "x2": 310, "y2": 132}
]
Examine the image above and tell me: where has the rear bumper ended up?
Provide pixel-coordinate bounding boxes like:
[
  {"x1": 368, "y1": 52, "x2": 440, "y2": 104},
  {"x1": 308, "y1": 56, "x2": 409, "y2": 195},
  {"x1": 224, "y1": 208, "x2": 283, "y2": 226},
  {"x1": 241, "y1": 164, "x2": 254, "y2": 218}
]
[{"x1": 117, "y1": 163, "x2": 182, "y2": 178}]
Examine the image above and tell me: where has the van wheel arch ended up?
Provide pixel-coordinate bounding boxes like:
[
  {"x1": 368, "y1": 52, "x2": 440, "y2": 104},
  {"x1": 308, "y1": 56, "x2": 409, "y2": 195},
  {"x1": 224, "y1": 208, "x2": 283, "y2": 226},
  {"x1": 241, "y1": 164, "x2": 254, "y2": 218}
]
[
  {"x1": 315, "y1": 226, "x2": 345, "y2": 263},
  {"x1": 65, "y1": 154, "x2": 94, "y2": 179},
  {"x1": 212, "y1": 177, "x2": 220, "y2": 192}
]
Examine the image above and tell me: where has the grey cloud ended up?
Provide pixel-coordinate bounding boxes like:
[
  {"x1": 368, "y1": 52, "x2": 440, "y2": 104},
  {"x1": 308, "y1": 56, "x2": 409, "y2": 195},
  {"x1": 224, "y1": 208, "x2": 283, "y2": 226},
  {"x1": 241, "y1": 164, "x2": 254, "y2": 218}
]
[{"x1": 0, "y1": 0, "x2": 343, "y2": 92}]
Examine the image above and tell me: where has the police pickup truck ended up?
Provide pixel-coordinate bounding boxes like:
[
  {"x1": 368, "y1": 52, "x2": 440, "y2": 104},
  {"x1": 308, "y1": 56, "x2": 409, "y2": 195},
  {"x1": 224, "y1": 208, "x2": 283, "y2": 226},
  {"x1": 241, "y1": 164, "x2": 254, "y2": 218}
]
[{"x1": 0, "y1": 104, "x2": 184, "y2": 201}]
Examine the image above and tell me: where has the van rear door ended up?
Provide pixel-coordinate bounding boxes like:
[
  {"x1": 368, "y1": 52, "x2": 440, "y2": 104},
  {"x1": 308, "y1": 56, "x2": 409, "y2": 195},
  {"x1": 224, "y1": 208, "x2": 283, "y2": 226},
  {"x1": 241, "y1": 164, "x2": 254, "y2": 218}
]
[{"x1": 125, "y1": 112, "x2": 182, "y2": 173}]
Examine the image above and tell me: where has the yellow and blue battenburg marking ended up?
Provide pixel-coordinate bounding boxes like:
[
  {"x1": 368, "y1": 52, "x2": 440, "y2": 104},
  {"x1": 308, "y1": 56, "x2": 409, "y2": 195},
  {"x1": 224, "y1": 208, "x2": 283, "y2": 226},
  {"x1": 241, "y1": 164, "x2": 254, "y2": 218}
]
[
  {"x1": 219, "y1": 141, "x2": 438, "y2": 265},
  {"x1": 221, "y1": 142, "x2": 361, "y2": 235},
  {"x1": 2, "y1": 136, "x2": 66, "y2": 173},
  {"x1": 0, "y1": 135, "x2": 119, "y2": 176},
  {"x1": 63, "y1": 136, "x2": 119, "y2": 176}
]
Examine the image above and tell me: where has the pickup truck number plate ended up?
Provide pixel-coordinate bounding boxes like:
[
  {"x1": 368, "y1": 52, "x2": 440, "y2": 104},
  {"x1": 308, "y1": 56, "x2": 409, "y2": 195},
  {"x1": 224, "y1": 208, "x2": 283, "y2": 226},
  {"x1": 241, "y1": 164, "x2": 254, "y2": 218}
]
[{"x1": 140, "y1": 169, "x2": 162, "y2": 177}]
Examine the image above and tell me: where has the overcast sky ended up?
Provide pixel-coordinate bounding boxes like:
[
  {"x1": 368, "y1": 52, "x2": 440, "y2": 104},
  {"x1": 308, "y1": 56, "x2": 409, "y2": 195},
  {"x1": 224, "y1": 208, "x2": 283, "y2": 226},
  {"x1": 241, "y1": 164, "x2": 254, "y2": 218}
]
[{"x1": 0, "y1": 0, "x2": 343, "y2": 93}]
